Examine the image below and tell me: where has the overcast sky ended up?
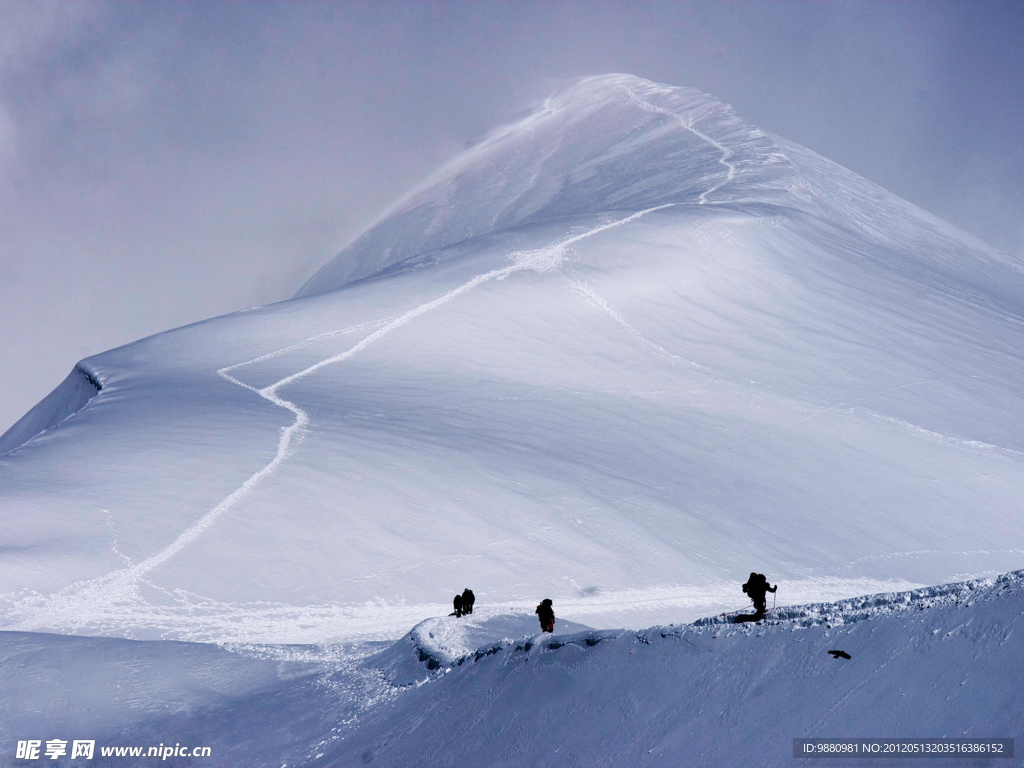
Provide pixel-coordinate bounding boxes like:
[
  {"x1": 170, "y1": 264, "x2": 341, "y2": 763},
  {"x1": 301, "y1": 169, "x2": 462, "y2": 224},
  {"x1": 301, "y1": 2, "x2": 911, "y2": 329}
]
[{"x1": 2, "y1": 1, "x2": 1022, "y2": 434}]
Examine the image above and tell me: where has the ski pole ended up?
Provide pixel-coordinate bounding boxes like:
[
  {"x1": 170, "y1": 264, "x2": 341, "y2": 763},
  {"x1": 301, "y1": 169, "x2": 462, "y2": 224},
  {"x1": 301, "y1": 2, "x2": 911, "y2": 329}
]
[{"x1": 773, "y1": 589, "x2": 777, "y2": 611}]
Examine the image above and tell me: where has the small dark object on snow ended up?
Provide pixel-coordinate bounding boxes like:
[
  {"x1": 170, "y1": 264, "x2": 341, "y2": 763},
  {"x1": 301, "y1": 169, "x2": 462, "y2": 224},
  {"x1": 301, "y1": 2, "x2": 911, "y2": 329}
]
[
  {"x1": 828, "y1": 649, "x2": 851, "y2": 659},
  {"x1": 732, "y1": 612, "x2": 761, "y2": 624},
  {"x1": 452, "y1": 594, "x2": 463, "y2": 618},
  {"x1": 461, "y1": 588, "x2": 475, "y2": 615},
  {"x1": 536, "y1": 598, "x2": 555, "y2": 633}
]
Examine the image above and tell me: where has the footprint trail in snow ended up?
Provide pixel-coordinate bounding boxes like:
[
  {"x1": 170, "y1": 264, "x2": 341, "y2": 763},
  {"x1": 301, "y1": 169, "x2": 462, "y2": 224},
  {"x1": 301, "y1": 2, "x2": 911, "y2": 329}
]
[
  {"x1": 617, "y1": 85, "x2": 737, "y2": 204},
  {"x1": 5, "y1": 205, "x2": 679, "y2": 637}
]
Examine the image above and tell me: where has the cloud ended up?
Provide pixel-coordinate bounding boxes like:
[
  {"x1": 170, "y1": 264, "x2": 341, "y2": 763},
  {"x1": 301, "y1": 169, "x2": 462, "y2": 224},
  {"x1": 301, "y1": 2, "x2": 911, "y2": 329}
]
[
  {"x1": 0, "y1": 0, "x2": 97, "y2": 70},
  {"x1": 0, "y1": 101, "x2": 14, "y2": 159},
  {"x1": 0, "y1": 1, "x2": 104, "y2": 163}
]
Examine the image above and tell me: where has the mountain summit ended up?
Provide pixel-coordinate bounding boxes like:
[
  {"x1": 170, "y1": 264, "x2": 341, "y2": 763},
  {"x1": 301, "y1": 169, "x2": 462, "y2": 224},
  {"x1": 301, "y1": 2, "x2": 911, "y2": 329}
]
[{"x1": 298, "y1": 74, "x2": 795, "y2": 296}]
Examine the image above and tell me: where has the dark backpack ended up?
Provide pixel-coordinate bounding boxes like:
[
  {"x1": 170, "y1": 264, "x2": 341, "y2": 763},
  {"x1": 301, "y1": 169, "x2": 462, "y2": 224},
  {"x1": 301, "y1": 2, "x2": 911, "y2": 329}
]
[
  {"x1": 536, "y1": 599, "x2": 554, "y2": 622},
  {"x1": 742, "y1": 573, "x2": 766, "y2": 595}
]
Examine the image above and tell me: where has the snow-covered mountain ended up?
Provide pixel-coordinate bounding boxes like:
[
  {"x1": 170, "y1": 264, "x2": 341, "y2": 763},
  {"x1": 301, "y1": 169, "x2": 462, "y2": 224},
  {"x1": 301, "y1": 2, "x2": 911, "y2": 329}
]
[
  {"x1": 2, "y1": 74, "x2": 1023, "y2": 648},
  {"x1": 3, "y1": 70, "x2": 1024, "y2": 766}
]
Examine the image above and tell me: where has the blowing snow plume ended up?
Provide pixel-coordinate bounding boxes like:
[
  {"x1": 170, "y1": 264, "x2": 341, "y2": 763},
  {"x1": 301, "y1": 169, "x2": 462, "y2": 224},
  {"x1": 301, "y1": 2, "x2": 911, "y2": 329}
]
[{"x1": 297, "y1": 74, "x2": 794, "y2": 296}]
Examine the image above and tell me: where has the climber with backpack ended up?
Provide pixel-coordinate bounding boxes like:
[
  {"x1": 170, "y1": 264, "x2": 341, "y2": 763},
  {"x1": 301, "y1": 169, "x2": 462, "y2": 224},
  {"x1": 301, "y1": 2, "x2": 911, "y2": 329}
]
[{"x1": 734, "y1": 572, "x2": 777, "y2": 623}]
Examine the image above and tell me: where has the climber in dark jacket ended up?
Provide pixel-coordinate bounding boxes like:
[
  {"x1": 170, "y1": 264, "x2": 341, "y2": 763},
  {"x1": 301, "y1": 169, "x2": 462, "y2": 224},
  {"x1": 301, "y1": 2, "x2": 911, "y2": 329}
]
[
  {"x1": 461, "y1": 588, "x2": 475, "y2": 615},
  {"x1": 734, "y1": 572, "x2": 776, "y2": 623},
  {"x1": 536, "y1": 598, "x2": 555, "y2": 632},
  {"x1": 452, "y1": 593, "x2": 463, "y2": 618}
]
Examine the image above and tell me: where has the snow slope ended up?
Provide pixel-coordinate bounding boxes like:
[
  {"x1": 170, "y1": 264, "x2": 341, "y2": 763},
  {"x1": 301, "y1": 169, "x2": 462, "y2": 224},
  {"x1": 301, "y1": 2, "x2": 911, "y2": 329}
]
[
  {"x1": 1, "y1": 74, "x2": 1023, "y2": 648},
  {"x1": 2, "y1": 571, "x2": 1020, "y2": 767},
  {"x1": 336, "y1": 570, "x2": 1024, "y2": 767}
]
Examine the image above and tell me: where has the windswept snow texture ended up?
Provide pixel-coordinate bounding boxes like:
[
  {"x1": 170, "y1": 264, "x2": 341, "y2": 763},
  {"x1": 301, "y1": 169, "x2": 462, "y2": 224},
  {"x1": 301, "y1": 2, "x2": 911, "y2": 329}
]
[
  {"x1": 297, "y1": 74, "x2": 793, "y2": 296},
  {"x1": 2, "y1": 573, "x2": 1021, "y2": 767},
  {"x1": 1, "y1": 74, "x2": 1024, "y2": 647}
]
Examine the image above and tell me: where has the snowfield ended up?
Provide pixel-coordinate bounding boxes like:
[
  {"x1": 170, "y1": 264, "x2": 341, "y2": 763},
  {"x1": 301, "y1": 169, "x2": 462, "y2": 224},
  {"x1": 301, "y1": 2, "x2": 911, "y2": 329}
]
[
  {"x1": 2, "y1": 572, "x2": 1020, "y2": 766},
  {"x1": 339, "y1": 571, "x2": 1024, "y2": 767},
  {"x1": 1, "y1": 74, "x2": 1022, "y2": 763}
]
